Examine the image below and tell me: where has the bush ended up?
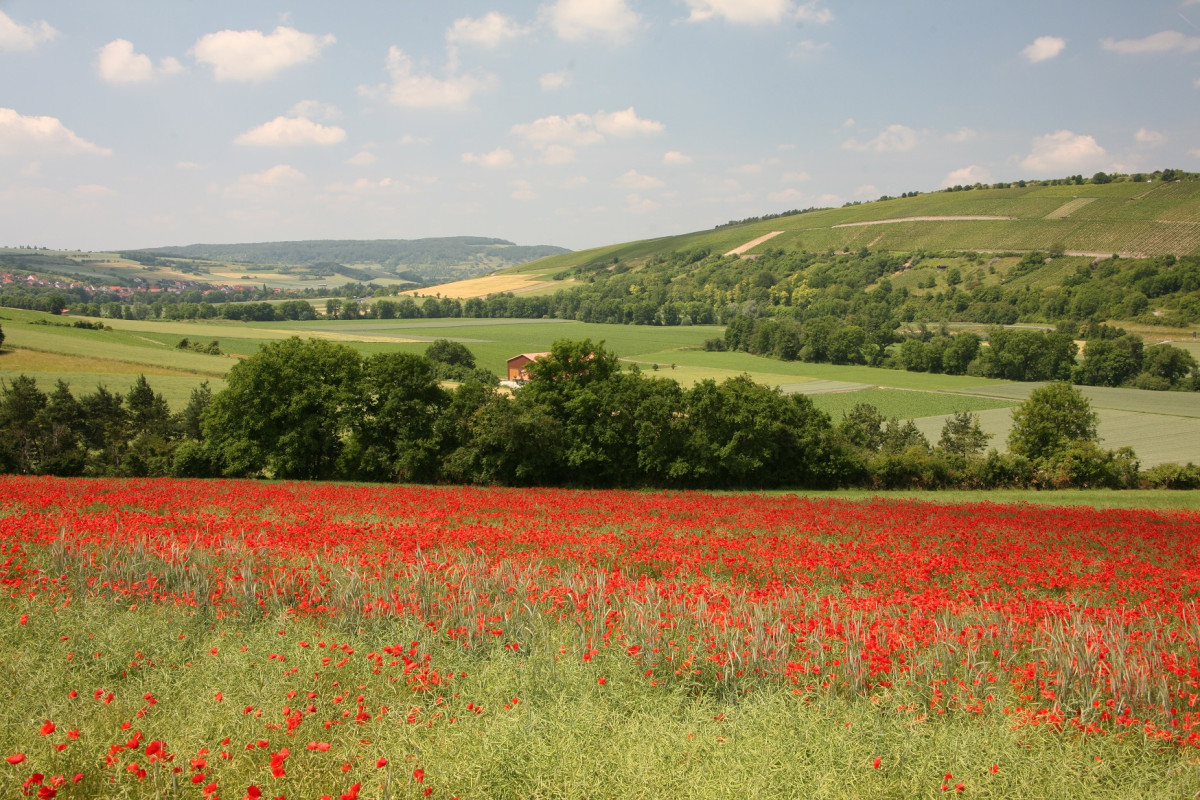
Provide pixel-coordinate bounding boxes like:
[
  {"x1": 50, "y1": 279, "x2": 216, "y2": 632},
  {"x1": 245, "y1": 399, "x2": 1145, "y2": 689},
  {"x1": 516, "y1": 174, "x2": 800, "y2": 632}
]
[
  {"x1": 1141, "y1": 462, "x2": 1200, "y2": 489},
  {"x1": 964, "y1": 450, "x2": 1036, "y2": 488},
  {"x1": 1039, "y1": 442, "x2": 1140, "y2": 489}
]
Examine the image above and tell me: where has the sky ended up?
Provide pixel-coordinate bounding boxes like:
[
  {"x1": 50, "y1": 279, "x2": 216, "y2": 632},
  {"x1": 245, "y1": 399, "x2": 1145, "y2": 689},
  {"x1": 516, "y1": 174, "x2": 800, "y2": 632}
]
[{"x1": 1, "y1": 1, "x2": 1199, "y2": 253}]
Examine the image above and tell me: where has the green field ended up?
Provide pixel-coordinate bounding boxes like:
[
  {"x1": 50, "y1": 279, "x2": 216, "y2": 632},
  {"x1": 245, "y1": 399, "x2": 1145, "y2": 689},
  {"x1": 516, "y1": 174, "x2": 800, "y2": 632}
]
[
  {"x1": 806, "y1": 388, "x2": 1014, "y2": 421},
  {"x1": 904, "y1": 383, "x2": 1200, "y2": 468},
  {"x1": 4, "y1": 309, "x2": 1200, "y2": 467}
]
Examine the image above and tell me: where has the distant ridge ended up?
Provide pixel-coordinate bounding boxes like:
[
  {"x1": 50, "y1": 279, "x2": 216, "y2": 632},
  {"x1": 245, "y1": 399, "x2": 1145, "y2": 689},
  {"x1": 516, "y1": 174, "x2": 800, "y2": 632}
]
[{"x1": 127, "y1": 236, "x2": 571, "y2": 286}]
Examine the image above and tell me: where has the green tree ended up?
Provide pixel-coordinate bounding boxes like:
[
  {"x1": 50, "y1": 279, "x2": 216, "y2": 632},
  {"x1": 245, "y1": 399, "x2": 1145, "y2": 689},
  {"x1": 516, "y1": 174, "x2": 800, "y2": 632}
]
[
  {"x1": 1073, "y1": 337, "x2": 1142, "y2": 387},
  {"x1": 837, "y1": 403, "x2": 887, "y2": 452},
  {"x1": 341, "y1": 352, "x2": 448, "y2": 482},
  {"x1": 681, "y1": 376, "x2": 841, "y2": 488},
  {"x1": 1008, "y1": 382, "x2": 1098, "y2": 463},
  {"x1": 938, "y1": 410, "x2": 991, "y2": 458},
  {"x1": 203, "y1": 337, "x2": 363, "y2": 479},
  {"x1": 122, "y1": 375, "x2": 178, "y2": 477},
  {"x1": 1140, "y1": 344, "x2": 1198, "y2": 388},
  {"x1": 79, "y1": 385, "x2": 128, "y2": 476},
  {"x1": 425, "y1": 339, "x2": 476, "y2": 370},
  {"x1": 0, "y1": 375, "x2": 48, "y2": 473}
]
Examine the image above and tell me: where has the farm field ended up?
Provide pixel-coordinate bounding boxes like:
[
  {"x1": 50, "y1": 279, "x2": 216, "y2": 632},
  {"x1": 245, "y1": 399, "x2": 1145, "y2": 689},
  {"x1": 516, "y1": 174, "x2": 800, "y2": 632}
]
[
  {"x1": 897, "y1": 383, "x2": 1200, "y2": 468},
  {"x1": 1, "y1": 477, "x2": 1198, "y2": 799},
  {"x1": 4, "y1": 308, "x2": 1200, "y2": 466}
]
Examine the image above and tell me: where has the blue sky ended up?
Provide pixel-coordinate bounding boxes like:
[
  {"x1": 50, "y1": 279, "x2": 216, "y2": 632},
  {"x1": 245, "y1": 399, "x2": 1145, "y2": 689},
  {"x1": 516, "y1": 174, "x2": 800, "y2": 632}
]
[{"x1": 2, "y1": 1, "x2": 1198, "y2": 252}]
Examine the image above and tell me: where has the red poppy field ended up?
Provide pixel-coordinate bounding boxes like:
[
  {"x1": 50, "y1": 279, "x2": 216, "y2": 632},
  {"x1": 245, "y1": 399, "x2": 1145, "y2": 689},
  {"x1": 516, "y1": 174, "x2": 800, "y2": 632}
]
[{"x1": 2, "y1": 476, "x2": 1199, "y2": 798}]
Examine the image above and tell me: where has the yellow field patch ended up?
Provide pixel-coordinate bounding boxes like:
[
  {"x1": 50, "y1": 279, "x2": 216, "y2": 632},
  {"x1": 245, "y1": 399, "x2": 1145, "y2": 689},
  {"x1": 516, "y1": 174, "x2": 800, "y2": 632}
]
[{"x1": 405, "y1": 273, "x2": 570, "y2": 299}]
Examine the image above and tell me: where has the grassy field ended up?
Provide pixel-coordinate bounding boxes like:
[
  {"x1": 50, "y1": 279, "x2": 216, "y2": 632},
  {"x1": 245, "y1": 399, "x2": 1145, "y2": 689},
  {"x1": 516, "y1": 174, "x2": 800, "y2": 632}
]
[
  {"x1": 807, "y1": 388, "x2": 1015, "y2": 421},
  {"x1": 901, "y1": 383, "x2": 1200, "y2": 467},
  {"x1": 3, "y1": 478, "x2": 1199, "y2": 799},
  {"x1": 786, "y1": 486, "x2": 1200, "y2": 510}
]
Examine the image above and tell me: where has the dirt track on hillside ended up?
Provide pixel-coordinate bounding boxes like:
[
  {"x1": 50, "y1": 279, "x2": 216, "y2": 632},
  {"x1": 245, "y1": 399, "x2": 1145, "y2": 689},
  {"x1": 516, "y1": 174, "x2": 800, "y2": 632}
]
[{"x1": 830, "y1": 215, "x2": 1013, "y2": 228}]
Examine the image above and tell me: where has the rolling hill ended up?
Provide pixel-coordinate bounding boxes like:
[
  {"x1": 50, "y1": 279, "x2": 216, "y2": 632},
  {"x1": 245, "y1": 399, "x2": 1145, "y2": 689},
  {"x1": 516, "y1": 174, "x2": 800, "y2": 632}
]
[
  {"x1": 0, "y1": 237, "x2": 570, "y2": 292},
  {"x1": 447, "y1": 175, "x2": 1200, "y2": 298}
]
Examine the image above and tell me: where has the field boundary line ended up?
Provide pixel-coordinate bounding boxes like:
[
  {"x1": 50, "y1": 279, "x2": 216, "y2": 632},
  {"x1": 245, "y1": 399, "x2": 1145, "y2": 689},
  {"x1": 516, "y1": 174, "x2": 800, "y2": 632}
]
[{"x1": 724, "y1": 231, "x2": 784, "y2": 256}]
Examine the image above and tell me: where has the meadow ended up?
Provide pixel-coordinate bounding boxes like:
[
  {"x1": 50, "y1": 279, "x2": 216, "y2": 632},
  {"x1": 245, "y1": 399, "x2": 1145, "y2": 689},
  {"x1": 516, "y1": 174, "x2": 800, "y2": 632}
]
[
  {"x1": 5, "y1": 307, "x2": 1200, "y2": 466},
  {"x1": 2, "y1": 476, "x2": 1199, "y2": 799}
]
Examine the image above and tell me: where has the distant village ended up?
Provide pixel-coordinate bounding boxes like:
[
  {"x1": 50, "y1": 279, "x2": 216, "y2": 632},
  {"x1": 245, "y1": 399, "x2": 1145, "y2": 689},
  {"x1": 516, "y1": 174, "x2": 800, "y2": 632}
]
[{"x1": 0, "y1": 270, "x2": 257, "y2": 300}]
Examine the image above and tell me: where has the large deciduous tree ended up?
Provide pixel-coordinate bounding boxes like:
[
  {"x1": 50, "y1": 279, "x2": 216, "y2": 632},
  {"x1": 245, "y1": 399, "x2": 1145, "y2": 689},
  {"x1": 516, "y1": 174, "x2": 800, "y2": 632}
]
[
  {"x1": 1007, "y1": 382, "x2": 1098, "y2": 463},
  {"x1": 203, "y1": 337, "x2": 362, "y2": 479}
]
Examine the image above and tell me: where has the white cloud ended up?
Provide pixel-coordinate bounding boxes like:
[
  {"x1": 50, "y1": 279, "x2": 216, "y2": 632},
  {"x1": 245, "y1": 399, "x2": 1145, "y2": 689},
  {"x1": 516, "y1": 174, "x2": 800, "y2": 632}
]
[
  {"x1": 225, "y1": 164, "x2": 308, "y2": 199},
  {"x1": 511, "y1": 108, "x2": 662, "y2": 155},
  {"x1": 540, "y1": 144, "x2": 577, "y2": 165},
  {"x1": 513, "y1": 113, "x2": 605, "y2": 147},
  {"x1": 945, "y1": 127, "x2": 978, "y2": 143},
  {"x1": 71, "y1": 184, "x2": 116, "y2": 199},
  {"x1": 543, "y1": 0, "x2": 641, "y2": 43},
  {"x1": 1101, "y1": 31, "x2": 1200, "y2": 54},
  {"x1": 96, "y1": 39, "x2": 182, "y2": 83},
  {"x1": 842, "y1": 124, "x2": 919, "y2": 153},
  {"x1": 780, "y1": 170, "x2": 810, "y2": 182},
  {"x1": 462, "y1": 147, "x2": 516, "y2": 168},
  {"x1": 364, "y1": 46, "x2": 495, "y2": 108},
  {"x1": 614, "y1": 170, "x2": 663, "y2": 189},
  {"x1": 347, "y1": 150, "x2": 377, "y2": 166},
  {"x1": 789, "y1": 40, "x2": 830, "y2": 58},
  {"x1": 540, "y1": 70, "x2": 571, "y2": 91},
  {"x1": 1195, "y1": 77, "x2": 1200, "y2": 88},
  {"x1": 0, "y1": 108, "x2": 112, "y2": 156},
  {"x1": 235, "y1": 116, "x2": 347, "y2": 147},
  {"x1": 855, "y1": 184, "x2": 880, "y2": 199},
  {"x1": 593, "y1": 107, "x2": 665, "y2": 137},
  {"x1": 1135, "y1": 128, "x2": 1165, "y2": 146},
  {"x1": 943, "y1": 165, "x2": 990, "y2": 186},
  {"x1": 624, "y1": 193, "x2": 660, "y2": 213},
  {"x1": 1021, "y1": 35, "x2": 1066, "y2": 63},
  {"x1": 684, "y1": 0, "x2": 831, "y2": 25},
  {"x1": 289, "y1": 100, "x2": 340, "y2": 122},
  {"x1": 326, "y1": 177, "x2": 401, "y2": 195},
  {"x1": 447, "y1": 13, "x2": 530, "y2": 47},
  {"x1": 1190, "y1": 148, "x2": 1200, "y2": 159},
  {"x1": 511, "y1": 180, "x2": 538, "y2": 200},
  {"x1": 768, "y1": 187, "x2": 805, "y2": 203},
  {"x1": 20, "y1": 161, "x2": 40, "y2": 177},
  {"x1": 1020, "y1": 130, "x2": 1107, "y2": 172},
  {"x1": 0, "y1": 11, "x2": 56, "y2": 52},
  {"x1": 193, "y1": 26, "x2": 335, "y2": 81},
  {"x1": 663, "y1": 151, "x2": 693, "y2": 165}
]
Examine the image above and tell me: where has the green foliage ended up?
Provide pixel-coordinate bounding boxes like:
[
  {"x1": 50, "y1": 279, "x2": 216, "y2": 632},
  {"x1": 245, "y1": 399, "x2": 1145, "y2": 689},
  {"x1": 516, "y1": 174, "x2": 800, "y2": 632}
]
[
  {"x1": 1008, "y1": 382, "x2": 1099, "y2": 463},
  {"x1": 203, "y1": 338, "x2": 365, "y2": 480},
  {"x1": 938, "y1": 411, "x2": 992, "y2": 458}
]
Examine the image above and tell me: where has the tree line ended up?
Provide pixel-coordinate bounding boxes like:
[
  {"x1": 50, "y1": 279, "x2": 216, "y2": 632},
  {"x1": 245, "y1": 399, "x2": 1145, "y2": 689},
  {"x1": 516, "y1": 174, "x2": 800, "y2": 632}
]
[
  {"x1": 2, "y1": 338, "x2": 1195, "y2": 490},
  {"x1": 724, "y1": 317, "x2": 1200, "y2": 391}
]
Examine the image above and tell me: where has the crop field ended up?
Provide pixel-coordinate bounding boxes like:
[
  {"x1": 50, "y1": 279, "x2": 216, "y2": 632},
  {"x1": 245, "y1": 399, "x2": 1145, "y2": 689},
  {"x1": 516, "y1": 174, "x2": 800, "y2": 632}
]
[
  {"x1": 806, "y1": 388, "x2": 1014, "y2": 422},
  {"x1": 1, "y1": 476, "x2": 1198, "y2": 799},
  {"x1": 402, "y1": 273, "x2": 577, "y2": 299},
  {"x1": 903, "y1": 384, "x2": 1200, "y2": 468}
]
